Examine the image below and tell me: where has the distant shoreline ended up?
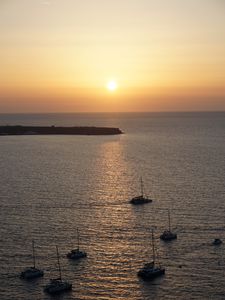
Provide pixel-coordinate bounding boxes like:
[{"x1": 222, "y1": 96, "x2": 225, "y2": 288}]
[{"x1": 0, "y1": 125, "x2": 123, "y2": 136}]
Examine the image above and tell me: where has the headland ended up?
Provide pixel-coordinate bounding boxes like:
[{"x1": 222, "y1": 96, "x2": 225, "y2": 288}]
[{"x1": 0, "y1": 125, "x2": 123, "y2": 136}]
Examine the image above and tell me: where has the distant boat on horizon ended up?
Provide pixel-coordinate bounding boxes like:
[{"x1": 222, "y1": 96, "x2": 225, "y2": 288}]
[
  {"x1": 67, "y1": 228, "x2": 87, "y2": 260},
  {"x1": 44, "y1": 245, "x2": 72, "y2": 294},
  {"x1": 160, "y1": 209, "x2": 177, "y2": 241},
  {"x1": 130, "y1": 177, "x2": 153, "y2": 205},
  {"x1": 212, "y1": 238, "x2": 222, "y2": 245},
  {"x1": 138, "y1": 229, "x2": 165, "y2": 280},
  {"x1": 20, "y1": 240, "x2": 44, "y2": 280}
]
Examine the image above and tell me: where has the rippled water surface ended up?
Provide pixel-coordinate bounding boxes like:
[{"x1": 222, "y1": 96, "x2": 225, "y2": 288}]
[{"x1": 0, "y1": 112, "x2": 225, "y2": 299}]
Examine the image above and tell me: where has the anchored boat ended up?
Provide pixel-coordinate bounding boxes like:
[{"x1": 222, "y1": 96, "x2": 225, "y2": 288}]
[
  {"x1": 212, "y1": 238, "x2": 222, "y2": 245},
  {"x1": 67, "y1": 228, "x2": 87, "y2": 260},
  {"x1": 130, "y1": 177, "x2": 152, "y2": 205},
  {"x1": 160, "y1": 209, "x2": 177, "y2": 241},
  {"x1": 138, "y1": 229, "x2": 165, "y2": 280},
  {"x1": 20, "y1": 240, "x2": 44, "y2": 280},
  {"x1": 44, "y1": 246, "x2": 72, "y2": 294}
]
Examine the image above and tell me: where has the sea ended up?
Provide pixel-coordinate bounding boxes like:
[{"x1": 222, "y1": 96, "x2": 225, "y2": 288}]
[{"x1": 0, "y1": 112, "x2": 225, "y2": 300}]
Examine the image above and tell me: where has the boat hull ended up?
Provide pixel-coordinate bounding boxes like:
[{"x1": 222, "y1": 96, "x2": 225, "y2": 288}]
[
  {"x1": 130, "y1": 196, "x2": 152, "y2": 205},
  {"x1": 20, "y1": 268, "x2": 44, "y2": 279},
  {"x1": 212, "y1": 239, "x2": 222, "y2": 245},
  {"x1": 138, "y1": 268, "x2": 165, "y2": 280},
  {"x1": 67, "y1": 250, "x2": 87, "y2": 260},
  {"x1": 44, "y1": 280, "x2": 72, "y2": 294},
  {"x1": 160, "y1": 231, "x2": 177, "y2": 241}
]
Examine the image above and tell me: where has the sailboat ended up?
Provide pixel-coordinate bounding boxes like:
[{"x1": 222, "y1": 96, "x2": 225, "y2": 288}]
[
  {"x1": 67, "y1": 228, "x2": 87, "y2": 260},
  {"x1": 130, "y1": 177, "x2": 152, "y2": 205},
  {"x1": 138, "y1": 229, "x2": 165, "y2": 280},
  {"x1": 160, "y1": 209, "x2": 177, "y2": 241},
  {"x1": 20, "y1": 240, "x2": 44, "y2": 279},
  {"x1": 44, "y1": 246, "x2": 72, "y2": 294}
]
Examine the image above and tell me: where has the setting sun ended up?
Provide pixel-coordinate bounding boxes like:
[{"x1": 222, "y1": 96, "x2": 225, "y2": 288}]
[
  {"x1": 1, "y1": 0, "x2": 225, "y2": 112},
  {"x1": 107, "y1": 81, "x2": 118, "y2": 91}
]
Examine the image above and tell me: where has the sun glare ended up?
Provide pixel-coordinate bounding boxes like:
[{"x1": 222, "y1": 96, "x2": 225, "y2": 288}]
[{"x1": 107, "y1": 80, "x2": 118, "y2": 91}]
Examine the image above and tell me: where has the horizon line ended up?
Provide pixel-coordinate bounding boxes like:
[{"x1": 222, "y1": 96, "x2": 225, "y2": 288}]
[{"x1": 0, "y1": 110, "x2": 225, "y2": 115}]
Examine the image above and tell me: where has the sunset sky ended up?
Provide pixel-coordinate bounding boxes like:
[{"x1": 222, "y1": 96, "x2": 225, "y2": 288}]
[{"x1": 0, "y1": 0, "x2": 225, "y2": 112}]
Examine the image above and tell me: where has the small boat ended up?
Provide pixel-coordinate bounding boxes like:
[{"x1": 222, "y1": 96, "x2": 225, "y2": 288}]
[
  {"x1": 44, "y1": 246, "x2": 72, "y2": 294},
  {"x1": 20, "y1": 240, "x2": 44, "y2": 279},
  {"x1": 212, "y1": 238, "x2": 222, "y2": 245},
  {"x1": 160, "y1": 209, "x2": 177, "y2": 241},
  {"x1": 138, "y1": 229, "x2": 165, "y2": 280},
  {"x1": 130, "y1": 177, "x2": 152, "y2": 205},
  {"x1": 67, "y1": 228, "x2": 87, "y2": 260}
]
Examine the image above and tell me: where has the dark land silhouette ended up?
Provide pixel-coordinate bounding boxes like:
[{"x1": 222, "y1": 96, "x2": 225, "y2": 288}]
[{"x1": 0, "y1": 125, "x2": 123, "y2": 136}]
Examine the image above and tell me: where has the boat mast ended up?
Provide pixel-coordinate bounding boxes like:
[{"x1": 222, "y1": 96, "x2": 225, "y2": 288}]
[
  {"x1": 140, "y1": 176, "x2": 144, "y2": 197},
  {"x1": 77, "y1": 228, "x2": 80, "y2": 250},
  {"x1": 151, "y1": 229, "x2": 155, "y2": 262},
  {"x1": 168, "y1": 209, "x2": 171, "y2": 231},
  {"x1": 56, "y1": 246, "x2": 62, "y2": 280},
  {"x1": 32, "y1": 240, "x2": 36, "y2": 268}
]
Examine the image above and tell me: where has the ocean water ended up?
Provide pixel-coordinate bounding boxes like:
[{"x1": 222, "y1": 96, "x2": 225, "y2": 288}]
[{"x1": 0, "y1": 112, "x2": 225, "y2": 300}]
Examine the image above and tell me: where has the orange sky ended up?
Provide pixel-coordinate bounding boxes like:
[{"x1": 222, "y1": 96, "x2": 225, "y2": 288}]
[{"x1": 0, "y1": 0, "x2": 225, "y2": 112}]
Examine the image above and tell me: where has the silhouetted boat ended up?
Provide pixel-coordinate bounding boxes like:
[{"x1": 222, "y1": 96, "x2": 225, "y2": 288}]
[
  {"x1": 212, "y1": 238, "x2": 222, "y2": 245},
  {"x1": 130, "y1": 177, "x2": 152, "y2": 205},
  {"x1": 44, "y1": 246, "x2": 72, "y2": 294},
  {"x1": 160, "y1": 209, "x2": 177, "y2": 241},
  {"x1": 67, "y1": 228, "x2": 87, "y2": 260},
  {"x1": 20, "y1": 240, "x2": 44, "y2": 279},
  {"x1": 138, "y1": 229, "x2": 165, "y2": 280}
]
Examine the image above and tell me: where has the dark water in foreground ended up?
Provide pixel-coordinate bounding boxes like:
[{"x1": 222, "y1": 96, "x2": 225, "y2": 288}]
[{"x1": 0, "y1": 112, "x2": 225, "y2": 299}]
